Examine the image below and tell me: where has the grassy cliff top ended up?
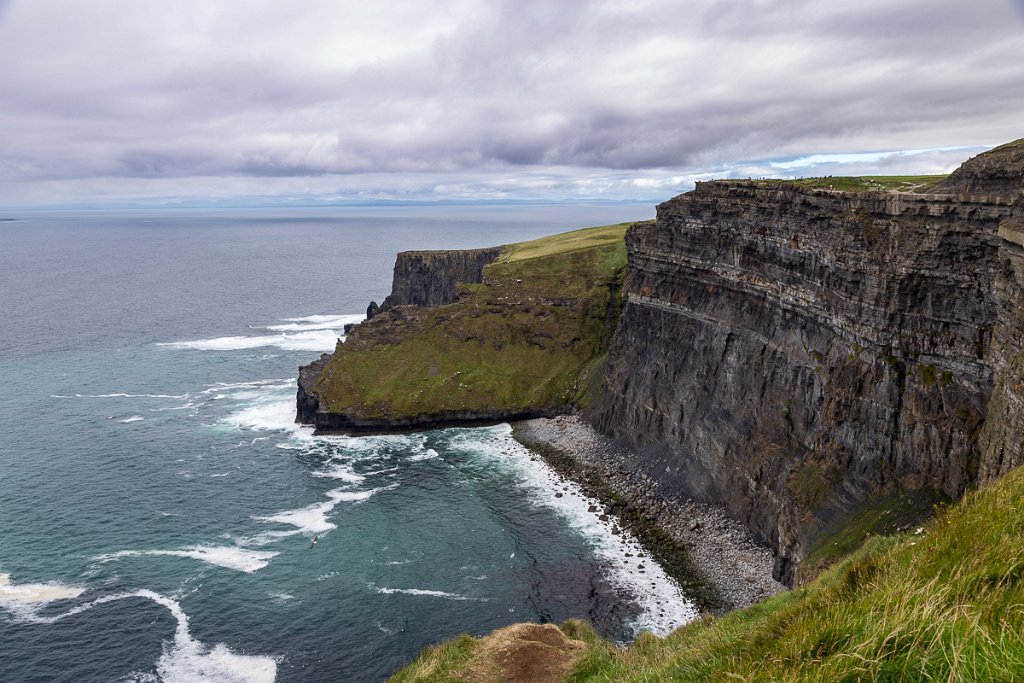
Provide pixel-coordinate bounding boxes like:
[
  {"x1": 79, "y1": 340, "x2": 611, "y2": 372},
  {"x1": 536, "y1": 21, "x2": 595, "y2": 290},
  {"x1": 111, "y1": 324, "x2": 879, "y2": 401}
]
[
  {"x1": 497, "y1": 222, "x2": 631, "y2": 263},
  {"x1": 312, "y1": 223, "x2": 630, "y2": 421},
  {"x1": 393, "y1": 462, "x2": 1024, "y2": 681},
  {"x1": 770, "y1": 174, "x2": 949, "y2": 193}
]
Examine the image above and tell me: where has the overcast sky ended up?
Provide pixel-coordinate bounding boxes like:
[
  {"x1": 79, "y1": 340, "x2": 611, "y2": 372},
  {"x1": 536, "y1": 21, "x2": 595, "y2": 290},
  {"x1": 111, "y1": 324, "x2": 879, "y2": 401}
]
[{"x1": 1, "y1": 0, "x2": 1023, "y2": 208}]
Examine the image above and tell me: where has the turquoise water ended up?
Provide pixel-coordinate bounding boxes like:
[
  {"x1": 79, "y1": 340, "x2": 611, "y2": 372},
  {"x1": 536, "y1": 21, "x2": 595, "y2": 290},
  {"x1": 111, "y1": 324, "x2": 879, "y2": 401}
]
[{"x1": 0, "y1": 205, "x2": 696, "y2": 682}]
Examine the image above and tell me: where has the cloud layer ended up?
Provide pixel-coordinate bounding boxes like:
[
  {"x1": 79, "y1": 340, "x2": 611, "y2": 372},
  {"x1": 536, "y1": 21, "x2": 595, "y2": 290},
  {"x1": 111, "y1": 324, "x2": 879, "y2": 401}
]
[{"x1": 1, "y1": 0, "x2": 1022, "y2": 206}]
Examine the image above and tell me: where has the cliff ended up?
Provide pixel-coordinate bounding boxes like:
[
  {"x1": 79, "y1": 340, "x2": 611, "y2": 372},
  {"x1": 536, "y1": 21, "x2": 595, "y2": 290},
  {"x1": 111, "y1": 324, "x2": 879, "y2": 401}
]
[
  {"x1": 592, "y1": 139, "x2": 1024, "y2": 584},
  {"x1": 375, "y1": 247, "x2": 501, "y2": 314},
  {"x1": 296, "y1": 224, "x2": 630, "y2": 433}
]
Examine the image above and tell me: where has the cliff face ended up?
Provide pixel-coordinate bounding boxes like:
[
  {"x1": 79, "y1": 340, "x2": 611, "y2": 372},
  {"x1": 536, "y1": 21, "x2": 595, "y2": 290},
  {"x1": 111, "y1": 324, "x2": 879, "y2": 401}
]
[
  {"x1": 593, "y1": 143, "x2": 1024, "y2": 583},
  {"x1": 978, "y1": 199, "x2": 1024, "y2": 480},
  {"x1": 378, "y1": 247, "x2": 501, "y2": 312}
]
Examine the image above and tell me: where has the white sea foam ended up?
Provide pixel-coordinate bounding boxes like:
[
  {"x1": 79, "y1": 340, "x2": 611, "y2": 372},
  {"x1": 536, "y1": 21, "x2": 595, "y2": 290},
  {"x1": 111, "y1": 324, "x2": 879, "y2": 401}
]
[
  {"x1": 254, "y1": 485, "x2": 396, "y2": 537},
  {"x1": 199, "y1": 380, "x2": 294, "y2": 395},
  {"x1": 371, "y1": 585, "x2": 479, "y2": 601},
  {"x1": 451, "y1": 424, "x2": 699, "y2": 637},
  {"x1": 265, "y1": 313, "x2": 364, "y2": 332},
  {"x1": 15, "y1": 588, "x2": 277, "y2": 682},
  {"x1": 52, "y1": 393, "x2": 189, "y2": 399},
  {"x1": 159, "y1": 313, "x2": 362, "y2": 353},
  {"x1": 0, "y1": 572, "x2": 85, "y2": 606},
  {"x1": 94, "y1": 546, "x2": 278, "y2": 573},
  {"x1": 407, "y1": 448, "x2": 439, "y2": 462},
  {"x1": 256, "y1": 502, "x2": 338, "y2": 535},
  {"x1": 220, "y1": 397, "x2": 302, "y2": 433},
  {"x1": 119, "y1": 415, "x2": 145, "y2": 423},
  {"x1": 311, "y1": 464, "x2": 365, "y2": 483},
  {"x1": 326, "y1": 485, "x2": 394, "y2": 503}
]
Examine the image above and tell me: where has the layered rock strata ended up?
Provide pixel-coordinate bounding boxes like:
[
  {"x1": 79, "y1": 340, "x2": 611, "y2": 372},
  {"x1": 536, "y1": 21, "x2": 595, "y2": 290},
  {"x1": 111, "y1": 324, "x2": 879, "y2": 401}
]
[{"x1": 593, "y1": 142, "x2": 1024, "y2": 583}]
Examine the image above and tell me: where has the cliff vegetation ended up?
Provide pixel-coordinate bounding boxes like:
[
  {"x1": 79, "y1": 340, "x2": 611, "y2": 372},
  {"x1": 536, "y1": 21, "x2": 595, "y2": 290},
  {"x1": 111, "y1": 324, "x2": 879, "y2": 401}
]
[
  {"x1": 302, "y1": 223, "x2": 629, "y2": 431},
  {"x1": 392, "y1": 463, "x2": 1024, "y2": 681}
]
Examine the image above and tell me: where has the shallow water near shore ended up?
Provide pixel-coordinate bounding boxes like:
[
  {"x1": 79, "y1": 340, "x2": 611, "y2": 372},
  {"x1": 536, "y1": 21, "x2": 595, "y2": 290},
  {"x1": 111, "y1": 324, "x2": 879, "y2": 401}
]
[{"x1": 0, "y1": 205, "x2": 702, "y2": 682}]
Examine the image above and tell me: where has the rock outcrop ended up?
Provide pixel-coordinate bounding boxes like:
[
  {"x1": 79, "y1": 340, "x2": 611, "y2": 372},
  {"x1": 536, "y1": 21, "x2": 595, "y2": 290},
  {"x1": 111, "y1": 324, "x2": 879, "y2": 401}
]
[
  {"x1": 296, "y1": 226, "x2": 627, "y2": 434},
  {"x1": 592, "y1": 140, "x2": 1024, "y2": 584},
  {"x1": 378, "y1": 246, "x2": 501, "y2": 312}
]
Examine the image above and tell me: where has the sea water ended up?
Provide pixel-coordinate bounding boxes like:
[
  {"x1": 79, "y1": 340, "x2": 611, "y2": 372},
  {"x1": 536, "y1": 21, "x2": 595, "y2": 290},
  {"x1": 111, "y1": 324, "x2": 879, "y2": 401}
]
[{"x1": 0, "y1": 205, "x2": 697, "y2": 682}]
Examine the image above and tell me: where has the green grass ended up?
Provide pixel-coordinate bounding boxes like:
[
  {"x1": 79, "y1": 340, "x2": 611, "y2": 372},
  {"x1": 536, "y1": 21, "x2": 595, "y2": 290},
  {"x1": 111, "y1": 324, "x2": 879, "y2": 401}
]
[
  {"x1": 497, "y1": 223, "x2": 631, "y2": 263},
  {"x1": 767, "y1": 175, "x2": 949, "y2": 193},
  {"x1": 392, "y1": 465, "x2": 1024, "y2": 681},
  {"x1": 314, "y1": 224, "x2": 629, "y2": 420},
  {"x1": 389, "y1": 634, "x2": 478, "y2": 682}
]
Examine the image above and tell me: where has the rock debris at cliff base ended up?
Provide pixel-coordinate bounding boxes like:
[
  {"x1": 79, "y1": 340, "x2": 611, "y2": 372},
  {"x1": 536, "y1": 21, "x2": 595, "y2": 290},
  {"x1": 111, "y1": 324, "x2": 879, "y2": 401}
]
[{"x1": 514, "y1": 415, "x2": 784, "y2": 611}]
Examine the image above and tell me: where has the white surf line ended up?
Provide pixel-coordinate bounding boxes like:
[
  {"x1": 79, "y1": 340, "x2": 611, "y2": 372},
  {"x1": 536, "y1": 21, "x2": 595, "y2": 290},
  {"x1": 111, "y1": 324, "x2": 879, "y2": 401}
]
[
  {"x1": 369, "y1": 584, "x2": 484, "y2": 602},
  {"x1": 50, "y1": 393, "x2": 190, "y2": 399},
  {"x1": 6, "y1": 586, "x2": 276, "y2": 683},
  {"x1": 92, "y1": 546, "x2": 279, "y2": 574},
  {"x1": 264, "y1": 313, "x2": 365, "y2": 332},
  {"x1": 157, "y1": 312, "x2": 364, "y2": 353},
  {"x1": 451, "y1": 424, "x2": 700, "y2": 638}
]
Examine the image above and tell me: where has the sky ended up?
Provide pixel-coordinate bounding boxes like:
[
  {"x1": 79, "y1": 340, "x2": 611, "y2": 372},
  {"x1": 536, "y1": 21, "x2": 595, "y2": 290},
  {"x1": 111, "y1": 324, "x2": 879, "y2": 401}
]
[{"x1": 1, "y1": 0, "x2": 1023, "y2": 208}]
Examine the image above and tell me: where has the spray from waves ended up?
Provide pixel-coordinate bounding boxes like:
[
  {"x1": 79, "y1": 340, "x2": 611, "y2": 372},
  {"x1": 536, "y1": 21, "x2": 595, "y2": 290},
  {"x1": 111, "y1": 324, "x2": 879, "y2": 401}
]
[
  {"x1": 445, "y1": 424, "x2": 699, "y2": 638},
  {"x1": 158, "y1": 313, "x2": 363, "y2": 352},
  {"x1": 8, "y1": 588, "x2": 276, "y2": 683},
  {"x1": 93, "y1": 546, "x2": 279, "y2": 573}
]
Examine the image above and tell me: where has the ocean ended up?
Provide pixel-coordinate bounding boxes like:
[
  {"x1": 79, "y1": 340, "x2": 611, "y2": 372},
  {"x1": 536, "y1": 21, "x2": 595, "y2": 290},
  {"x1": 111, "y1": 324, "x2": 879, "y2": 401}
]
[{"x1": 0, "y1": 204, "x2": 698, "y2": 682}]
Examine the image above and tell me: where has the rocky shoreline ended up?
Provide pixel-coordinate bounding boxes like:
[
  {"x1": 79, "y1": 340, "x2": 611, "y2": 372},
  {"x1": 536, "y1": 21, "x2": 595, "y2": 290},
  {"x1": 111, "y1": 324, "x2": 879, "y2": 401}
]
[{"x1": 512, "y1": 415, "x2": 784, "y2": 613}]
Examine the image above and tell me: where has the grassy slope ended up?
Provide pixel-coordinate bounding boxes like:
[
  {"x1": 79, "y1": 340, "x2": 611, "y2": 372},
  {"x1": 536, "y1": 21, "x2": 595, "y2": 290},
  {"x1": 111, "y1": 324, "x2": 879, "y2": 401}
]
[
  {"x1": 313, "y1": 223, "x2": 629, "y2": 419},
  {"x1": 392, "y1": 462, "x2": 1024, "y2": 682}
]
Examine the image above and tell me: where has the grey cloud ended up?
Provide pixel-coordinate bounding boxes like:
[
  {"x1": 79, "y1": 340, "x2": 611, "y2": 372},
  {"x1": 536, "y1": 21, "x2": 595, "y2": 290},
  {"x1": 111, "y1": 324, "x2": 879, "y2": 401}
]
[{"x1": 0, "y1": 0, "x2": 1022, "y2": 205}]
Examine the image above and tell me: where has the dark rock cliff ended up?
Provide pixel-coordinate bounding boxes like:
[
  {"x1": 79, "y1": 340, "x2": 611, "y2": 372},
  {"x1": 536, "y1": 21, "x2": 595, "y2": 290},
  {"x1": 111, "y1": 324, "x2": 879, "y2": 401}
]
[
  {"x1": 592, "y1": 142, "x2": 1024, "y2": 584},
  {"x1": 378, "y1": 247, "x2": 501, "y2": 312}
]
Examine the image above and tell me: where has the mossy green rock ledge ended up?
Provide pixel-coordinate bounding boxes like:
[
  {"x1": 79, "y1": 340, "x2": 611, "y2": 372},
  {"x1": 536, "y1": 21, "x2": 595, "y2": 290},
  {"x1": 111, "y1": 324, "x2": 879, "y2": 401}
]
[{"x1": 296, "y1": 223, "x2": 631, "y2": 434}]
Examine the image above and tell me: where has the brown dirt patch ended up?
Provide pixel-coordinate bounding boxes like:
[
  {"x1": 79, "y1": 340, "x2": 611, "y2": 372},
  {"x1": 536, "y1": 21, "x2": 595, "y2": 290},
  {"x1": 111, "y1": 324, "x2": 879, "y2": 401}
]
[{"x1": 456, "y1": 623, "x2": 586, "y2": 683}]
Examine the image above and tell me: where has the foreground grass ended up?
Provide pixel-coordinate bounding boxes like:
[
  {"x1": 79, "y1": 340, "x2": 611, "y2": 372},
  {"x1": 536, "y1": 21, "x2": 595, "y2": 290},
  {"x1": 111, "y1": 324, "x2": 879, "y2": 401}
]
[
  {"x1": 314, "y1": 223, "x2": 629, "y2": 419},
  {"x1": 392, "y1": 465, "x2": 1024, "y2": 681}
]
